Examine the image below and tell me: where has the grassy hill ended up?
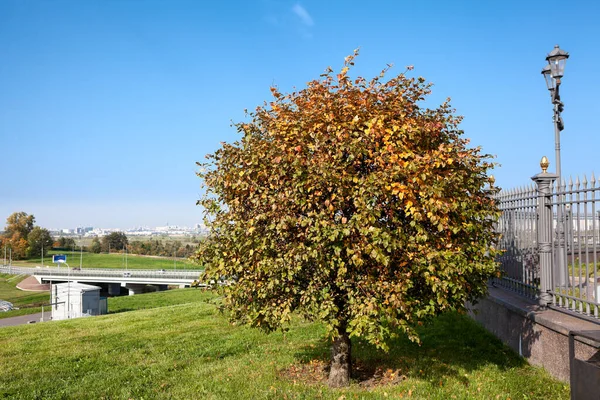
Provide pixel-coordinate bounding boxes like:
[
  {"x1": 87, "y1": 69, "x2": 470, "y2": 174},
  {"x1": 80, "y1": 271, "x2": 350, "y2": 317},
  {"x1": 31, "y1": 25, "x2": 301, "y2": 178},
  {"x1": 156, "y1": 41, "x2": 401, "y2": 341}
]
[
  {"x1": 0, "y1": 289, "x2": 569, "y2": 399},
  {"x1": 0, "y1": 273, "x2": 48, "y2": 319}
]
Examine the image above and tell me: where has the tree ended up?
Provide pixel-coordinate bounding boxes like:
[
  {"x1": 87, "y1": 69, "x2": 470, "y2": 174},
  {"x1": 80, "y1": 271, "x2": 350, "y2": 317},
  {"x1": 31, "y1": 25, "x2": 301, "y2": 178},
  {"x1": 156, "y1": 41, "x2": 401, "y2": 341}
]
[
  {"x1": 27, "y1": 227, "x2": 53, "y2": 257},
  {"x1": 89, "y1": 238, "x2": 102, "y2": 254},
  {"x1": 56, "y1": 237, "x2": 76, "y2": 249},
  {"x1": 196, "y1": 51, "x2": 499, "y2": 387},
  {"x1": 2, "y1": 212, "x2": 36, "y2": 260},
  {"x1": 101, "y1": 232, "x2": 128, "y2": 253},
  {"x1": 0, "y1": 235, "x2": 29, "y2": 260},
  {"x1": 4, "y1": 212, "x2": 35, "y2": 240}
]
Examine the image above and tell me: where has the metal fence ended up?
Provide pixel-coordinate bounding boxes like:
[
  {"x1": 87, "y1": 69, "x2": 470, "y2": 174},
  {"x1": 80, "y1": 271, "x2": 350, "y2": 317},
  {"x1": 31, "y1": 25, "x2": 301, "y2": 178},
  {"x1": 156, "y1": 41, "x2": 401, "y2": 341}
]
[
  {"x1": 550, "y1": 175, "x2": 600, "y2": 318},
  {"x1": 495, "y1": 185, "x2": 539, "y2": 298},
  {"x1": 496, "y1": 171, "x2": 600, "y2": 321}
]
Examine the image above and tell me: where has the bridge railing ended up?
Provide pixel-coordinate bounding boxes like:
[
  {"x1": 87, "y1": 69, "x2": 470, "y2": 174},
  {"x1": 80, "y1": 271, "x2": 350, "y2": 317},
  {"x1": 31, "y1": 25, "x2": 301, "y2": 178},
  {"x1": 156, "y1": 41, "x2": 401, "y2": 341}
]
[{"x1": 0, "y1": 265, "x2": 204, "y2": 280}]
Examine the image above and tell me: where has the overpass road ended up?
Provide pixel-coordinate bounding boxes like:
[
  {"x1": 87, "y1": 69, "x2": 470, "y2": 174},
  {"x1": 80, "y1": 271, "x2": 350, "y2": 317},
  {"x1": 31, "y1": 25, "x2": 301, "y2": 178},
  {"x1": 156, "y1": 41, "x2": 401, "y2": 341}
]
[{"x1": 0, "y1": 265, "x2": 205, "y2": 295}]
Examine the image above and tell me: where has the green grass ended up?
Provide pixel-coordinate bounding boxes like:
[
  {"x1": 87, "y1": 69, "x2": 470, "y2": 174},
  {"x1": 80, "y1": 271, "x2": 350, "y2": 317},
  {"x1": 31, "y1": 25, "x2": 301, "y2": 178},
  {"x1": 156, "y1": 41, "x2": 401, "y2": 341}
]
[
  {"x1": 568, "y1": 263, "x2": 598, "y2": 278},
  {"x1": 0, "y1": 273, "x2": 207, "y2": 320},
  {"x1": 0, "y1": 293, "x2": 569, "y2": 399},
  {"x1": 10, "y1": 250, "x2": 198, "y2": 270},
  {"x1": 108, "y1": 287, "x2": 214, "y2": 314},
  {"x1": 0, "y1": 273, "x2": 48, "y2": 319}
]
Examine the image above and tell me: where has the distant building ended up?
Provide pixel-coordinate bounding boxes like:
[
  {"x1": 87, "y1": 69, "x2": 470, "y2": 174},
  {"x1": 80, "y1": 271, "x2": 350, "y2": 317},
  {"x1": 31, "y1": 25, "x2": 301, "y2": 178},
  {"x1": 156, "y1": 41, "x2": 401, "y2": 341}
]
[{"x1": 50, "y1": 283, "x2": 107, "y2": 321}]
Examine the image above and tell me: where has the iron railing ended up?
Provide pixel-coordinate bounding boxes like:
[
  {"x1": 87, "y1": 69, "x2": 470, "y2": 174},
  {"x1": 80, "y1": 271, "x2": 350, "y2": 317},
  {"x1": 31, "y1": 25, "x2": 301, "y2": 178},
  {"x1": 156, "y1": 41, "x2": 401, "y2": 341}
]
[
  {"x1": 496, "y1": 172, "x2": 600, "y2": 321},
  {"x1": 550, "y1": 175, "x2": 600, "y2": 318},
  {"x1": 495, "y1": 185, "x2": 539, "y2": 298}
]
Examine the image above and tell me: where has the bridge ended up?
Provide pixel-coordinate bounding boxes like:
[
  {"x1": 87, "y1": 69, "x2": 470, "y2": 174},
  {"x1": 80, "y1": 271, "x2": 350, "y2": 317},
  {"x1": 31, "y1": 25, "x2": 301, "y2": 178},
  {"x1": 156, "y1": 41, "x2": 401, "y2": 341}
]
[{"x1": 0, "y1": 265, "x2": 205, "y2": 296}]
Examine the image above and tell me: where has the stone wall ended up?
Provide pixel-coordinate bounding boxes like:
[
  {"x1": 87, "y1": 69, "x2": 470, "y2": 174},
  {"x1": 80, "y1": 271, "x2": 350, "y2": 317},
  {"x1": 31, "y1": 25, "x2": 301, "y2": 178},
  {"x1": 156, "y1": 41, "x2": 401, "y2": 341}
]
[{"x1": 469, "y1": 286, "x2": 600, "y2": 382}]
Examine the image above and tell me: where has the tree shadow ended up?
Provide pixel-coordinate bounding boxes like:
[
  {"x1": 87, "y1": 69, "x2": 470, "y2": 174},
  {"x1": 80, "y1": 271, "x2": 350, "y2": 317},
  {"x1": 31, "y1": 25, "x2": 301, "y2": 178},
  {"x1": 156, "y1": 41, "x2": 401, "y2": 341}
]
[
  {"x1": 291, "y1": 312, "x2": 529, "y2": 387},
  {"x1": 108, "y1": 308, "x2": 136, "y2": 314}
]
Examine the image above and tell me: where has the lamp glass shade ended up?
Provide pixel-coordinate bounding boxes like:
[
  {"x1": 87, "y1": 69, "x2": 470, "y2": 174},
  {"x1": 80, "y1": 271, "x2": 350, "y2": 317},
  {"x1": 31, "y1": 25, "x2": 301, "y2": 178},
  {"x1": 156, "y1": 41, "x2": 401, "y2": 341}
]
[
  {"x1": 549, "y1": 57, "x2": 567, "y2": 79},
  {"x1": 546, "y1": 45, "x2": 569, "y2": 79},
  {"x1": 541, "y1": 65, "x2": 554, "y2": 90}
]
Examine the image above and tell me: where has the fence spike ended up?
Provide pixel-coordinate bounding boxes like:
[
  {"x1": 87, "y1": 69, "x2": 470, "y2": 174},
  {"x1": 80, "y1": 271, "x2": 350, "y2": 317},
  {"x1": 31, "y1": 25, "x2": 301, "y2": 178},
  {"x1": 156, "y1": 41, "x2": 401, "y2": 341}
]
[
  {"x1": 583, "y1": 174, "x2": 588, "y2": 188},
  {"x1": 591, "y1": 171, "x2": 596, "y2": 187}
]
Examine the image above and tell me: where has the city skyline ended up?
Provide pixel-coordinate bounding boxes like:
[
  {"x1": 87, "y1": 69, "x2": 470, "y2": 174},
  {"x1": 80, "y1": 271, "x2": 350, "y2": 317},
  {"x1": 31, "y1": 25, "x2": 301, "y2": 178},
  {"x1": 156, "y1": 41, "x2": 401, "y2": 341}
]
[{"x1": 2, "y1": 1, "x2": 600, "y2": 228}]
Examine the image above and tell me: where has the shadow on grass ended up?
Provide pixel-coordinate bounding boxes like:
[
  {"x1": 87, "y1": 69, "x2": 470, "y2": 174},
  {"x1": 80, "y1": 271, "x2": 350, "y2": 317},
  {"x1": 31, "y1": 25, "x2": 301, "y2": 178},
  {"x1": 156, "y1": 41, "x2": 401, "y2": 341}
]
[
  {"x1": 108, "y1": 308, "x2": 137, "y2": 314},
  {"x1": 292, "y1": 312, "x2": 527, "y2": 386}
]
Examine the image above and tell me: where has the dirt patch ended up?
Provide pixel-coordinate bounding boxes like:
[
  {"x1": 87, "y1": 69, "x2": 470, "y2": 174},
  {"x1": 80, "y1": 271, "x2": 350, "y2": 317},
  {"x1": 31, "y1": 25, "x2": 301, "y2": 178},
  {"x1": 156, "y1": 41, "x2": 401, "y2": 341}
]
[
  {"x1": 279, "y1": 359, "x2": 406, "y2": 388},
  {"x1": 16, "y1": 276, "x2": 50, "y2": 292},
  {"x1": 279, "y1": 359, "x2": 328, "y2": 385}
]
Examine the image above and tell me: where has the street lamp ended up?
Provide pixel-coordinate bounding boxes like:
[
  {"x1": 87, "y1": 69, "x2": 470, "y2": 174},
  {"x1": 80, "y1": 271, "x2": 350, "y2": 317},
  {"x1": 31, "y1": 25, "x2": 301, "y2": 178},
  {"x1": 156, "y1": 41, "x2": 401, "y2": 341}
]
[
  {"x1": 541, "y1": 45, "x2": 569, "y2": 178},
  {"x1": 542, "y1": 44, "x2": 569, "y2": 288}
]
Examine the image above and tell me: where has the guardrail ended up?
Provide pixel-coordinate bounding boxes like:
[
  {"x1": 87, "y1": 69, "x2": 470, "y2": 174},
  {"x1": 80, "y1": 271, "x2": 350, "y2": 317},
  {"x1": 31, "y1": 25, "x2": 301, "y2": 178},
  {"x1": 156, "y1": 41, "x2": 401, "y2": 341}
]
[{"x1": 0, "y1": 265, "x2": 204, "y2": 280}]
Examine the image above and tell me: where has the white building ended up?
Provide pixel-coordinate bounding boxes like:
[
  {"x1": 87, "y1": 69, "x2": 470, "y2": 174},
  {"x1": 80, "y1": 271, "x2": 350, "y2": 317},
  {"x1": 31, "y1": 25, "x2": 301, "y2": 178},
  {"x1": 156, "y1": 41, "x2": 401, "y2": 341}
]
[{"x1": 50, "y1": 283, "x2": 107, "y2": 321}]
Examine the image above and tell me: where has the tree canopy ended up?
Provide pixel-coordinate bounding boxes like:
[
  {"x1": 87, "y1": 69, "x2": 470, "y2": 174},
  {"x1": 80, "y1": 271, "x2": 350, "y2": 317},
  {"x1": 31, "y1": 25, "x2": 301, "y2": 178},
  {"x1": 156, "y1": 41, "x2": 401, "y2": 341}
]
[
  {"x1": 89, "y1": 238, "x2": 102, "y2": 254},
  {"x1": 4, "y1": 212, "x2": 34, "y2": 239},
  {"x1": 101, "y1": 232, "x2": 129, "y2": 253},
  {"x1": 196, "y1": 51, "x2": 499, "y2": 387},
  {"x1": 55, "y1": 237, "x2": 77, "y2": 250},
  {"x1": 1, "y1": 212, "x2": 37, "y2": 260},
  {"x1": 27, "y1": 227, "x2": 53, "y2": 258}
]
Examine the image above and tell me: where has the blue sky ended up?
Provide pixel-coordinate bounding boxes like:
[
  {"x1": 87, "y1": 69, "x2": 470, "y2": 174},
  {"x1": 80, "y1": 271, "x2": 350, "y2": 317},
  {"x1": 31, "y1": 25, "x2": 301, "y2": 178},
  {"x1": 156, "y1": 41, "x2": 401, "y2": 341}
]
[{"x1": 1, "y1": 0, "x2": 599, "y2": 230}]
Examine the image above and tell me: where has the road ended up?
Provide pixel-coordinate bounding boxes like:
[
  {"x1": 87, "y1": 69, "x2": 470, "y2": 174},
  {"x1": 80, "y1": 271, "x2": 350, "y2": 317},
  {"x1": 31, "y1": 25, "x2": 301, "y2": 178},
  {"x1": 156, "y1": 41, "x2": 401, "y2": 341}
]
[{"x1": 0, "y1": 312, "x2": 44, "y2": 328}]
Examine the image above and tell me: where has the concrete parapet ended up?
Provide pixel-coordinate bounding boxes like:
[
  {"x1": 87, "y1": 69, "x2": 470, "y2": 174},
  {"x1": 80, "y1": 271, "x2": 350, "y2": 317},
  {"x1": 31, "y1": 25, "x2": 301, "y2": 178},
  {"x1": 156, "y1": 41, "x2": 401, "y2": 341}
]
[{"x1": 469, "y1": 286, "x2": 600, "y2": 382}]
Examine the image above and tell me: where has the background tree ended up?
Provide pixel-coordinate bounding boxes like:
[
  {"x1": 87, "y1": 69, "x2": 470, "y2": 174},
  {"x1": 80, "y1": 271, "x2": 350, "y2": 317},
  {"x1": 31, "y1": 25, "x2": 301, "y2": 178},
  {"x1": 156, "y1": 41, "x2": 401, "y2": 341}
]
[
  {"x1": 56, "y1": 237, "x2": 76, "y2": 250},
  {"x1": 2, "y1": 212, "x2": 36, "y2": 260},
  {"x1": 4, "y1": 212, "x2": 35, "y2": 239},
  {"x1": 0, "y1": 236, "x2": 29, "y2": 260},
  {"x1": 196, "y1": 51, "x2": 499, "y2": 387},
  {"x1": 101, "y1": 232, "x2": 129, "y2": 253},
  {"x1": 89, "y1": 238, "x2": 102, "y2": 254},
  {"x1": 27, "y1": 227, "x2": 53, "y2": 257}
]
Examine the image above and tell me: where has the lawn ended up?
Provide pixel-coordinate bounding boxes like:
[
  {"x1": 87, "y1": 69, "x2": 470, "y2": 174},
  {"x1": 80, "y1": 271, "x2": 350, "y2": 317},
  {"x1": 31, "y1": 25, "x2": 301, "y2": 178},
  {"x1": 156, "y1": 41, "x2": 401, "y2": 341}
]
[
  {"x1": 10, "y1": 250, "x2": 198, "y2": 270},
  {"x1": 0, "y1": 271, "x2": 206, "y2": 320},
  {"x1": 108, "y1": 287, "x2": 214, "y2": 314},
  {"x1": 0, "y1": 291, "x2": 569, "y2": 399},
  {"x1": 0, "y1": 273, "x2": 48, "y2": 319}
]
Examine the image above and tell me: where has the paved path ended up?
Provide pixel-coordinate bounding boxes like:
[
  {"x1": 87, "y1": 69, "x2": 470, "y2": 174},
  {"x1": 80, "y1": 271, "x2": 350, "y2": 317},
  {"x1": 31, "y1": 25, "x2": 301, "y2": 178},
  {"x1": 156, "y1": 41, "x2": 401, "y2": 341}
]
[{"x1": 0, "y1": 312, "x2": 44, "y2": 328}]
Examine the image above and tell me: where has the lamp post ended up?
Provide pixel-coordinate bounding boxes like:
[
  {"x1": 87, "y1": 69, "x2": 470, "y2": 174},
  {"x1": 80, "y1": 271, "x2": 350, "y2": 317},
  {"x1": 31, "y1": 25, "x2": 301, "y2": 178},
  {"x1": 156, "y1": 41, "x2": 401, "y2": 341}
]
[
  {"x1": 541, "y1": 45, "x2": 569, "y2": 181},
  {"x1": 542, "y1": 44, "x2": 569, "y2": 288}
]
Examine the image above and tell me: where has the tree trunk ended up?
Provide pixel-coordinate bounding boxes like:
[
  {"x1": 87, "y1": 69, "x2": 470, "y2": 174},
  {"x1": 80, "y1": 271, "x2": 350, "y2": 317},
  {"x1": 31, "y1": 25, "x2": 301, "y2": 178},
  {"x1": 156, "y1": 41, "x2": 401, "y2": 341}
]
[{"x1": 328, "y1": 330, "x2": 352, "y2": 387}]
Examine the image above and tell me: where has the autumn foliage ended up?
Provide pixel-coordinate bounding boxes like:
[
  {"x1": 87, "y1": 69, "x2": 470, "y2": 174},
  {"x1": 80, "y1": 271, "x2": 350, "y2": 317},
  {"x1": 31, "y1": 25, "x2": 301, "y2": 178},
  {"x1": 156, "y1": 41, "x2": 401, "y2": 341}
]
[
  {"x1": 0, "y1": 212, "x2": 49, "y2": 260},
  {"x1": 196, "y1": 50, "x2": 499, "y2": 387}
]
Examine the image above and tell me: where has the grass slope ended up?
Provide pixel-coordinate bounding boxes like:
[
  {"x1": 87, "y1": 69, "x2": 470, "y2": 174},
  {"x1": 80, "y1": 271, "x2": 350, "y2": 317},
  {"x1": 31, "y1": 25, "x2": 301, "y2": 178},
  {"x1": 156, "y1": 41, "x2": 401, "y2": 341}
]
[
  {"x1": 0, "y1": 273, "x2": 48, "y2": 319},
  {"x1": 108, "y1": 288, "x2": 213, "y2": 314},
  {"x1": 0, "y1": 291, "x2": 569, "y2": 399},
  {"x1": 11, "y1": 250, "x2": 197, "y2": 270}
]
